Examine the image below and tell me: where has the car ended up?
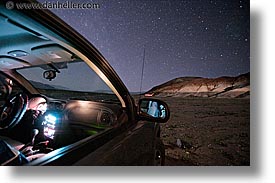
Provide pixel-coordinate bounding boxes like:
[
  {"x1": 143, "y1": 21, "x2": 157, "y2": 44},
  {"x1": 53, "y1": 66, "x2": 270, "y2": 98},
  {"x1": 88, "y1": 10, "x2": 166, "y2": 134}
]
[{"x1": 0, "y1": 1, "x2": 170, "y2": 166}]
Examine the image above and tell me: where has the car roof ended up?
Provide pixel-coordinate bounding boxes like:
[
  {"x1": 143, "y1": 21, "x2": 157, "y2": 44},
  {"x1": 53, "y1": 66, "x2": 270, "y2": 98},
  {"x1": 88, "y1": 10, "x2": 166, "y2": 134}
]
[{"x1": 0, "y1": 13, "x2": 75, "y2": 70}]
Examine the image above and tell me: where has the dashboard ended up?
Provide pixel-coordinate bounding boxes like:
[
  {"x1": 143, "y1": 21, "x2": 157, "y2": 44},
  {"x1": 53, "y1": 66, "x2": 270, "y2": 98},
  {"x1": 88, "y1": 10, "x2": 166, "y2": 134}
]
[
  {"x1": 35, "y1": 98, "x2": 122, "y2": 148},
  {"x1": 47, "y1": 100, "x2": 66, "y2": 111}
]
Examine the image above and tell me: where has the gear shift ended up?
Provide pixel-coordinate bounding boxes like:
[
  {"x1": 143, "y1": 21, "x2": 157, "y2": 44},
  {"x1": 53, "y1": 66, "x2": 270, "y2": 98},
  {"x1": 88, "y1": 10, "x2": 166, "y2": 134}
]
[
  {"x1": 19, "y1": 129, "x2": 39, "y2": 156},
  {"x1": 31, "y1": 129, "x2": 39, "y2": 146}
]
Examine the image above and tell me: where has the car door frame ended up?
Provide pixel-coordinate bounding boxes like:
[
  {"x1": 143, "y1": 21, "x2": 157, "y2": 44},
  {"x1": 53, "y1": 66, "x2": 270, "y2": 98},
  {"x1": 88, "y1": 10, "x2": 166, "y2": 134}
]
[{"x1": 1, "y1": 4, "x2": 158, "y2": 165}]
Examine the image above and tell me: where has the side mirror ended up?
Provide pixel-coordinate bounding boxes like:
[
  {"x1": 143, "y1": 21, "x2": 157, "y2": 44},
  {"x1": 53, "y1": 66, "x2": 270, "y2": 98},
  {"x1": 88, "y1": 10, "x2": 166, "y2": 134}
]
[{"x1": 138, "y1": 98, "x2": 170, "y2": 123}]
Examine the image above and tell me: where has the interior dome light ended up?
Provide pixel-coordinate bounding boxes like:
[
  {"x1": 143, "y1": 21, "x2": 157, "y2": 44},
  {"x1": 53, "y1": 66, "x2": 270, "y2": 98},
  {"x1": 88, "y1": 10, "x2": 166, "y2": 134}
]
[{"x1": 8, "y1": 50, "x2": 29, "y2": 57}]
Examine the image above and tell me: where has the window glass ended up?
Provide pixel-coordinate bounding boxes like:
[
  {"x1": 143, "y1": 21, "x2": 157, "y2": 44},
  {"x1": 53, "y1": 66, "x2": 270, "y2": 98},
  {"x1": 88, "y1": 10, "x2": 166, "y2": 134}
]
[{"x1": 17, "y1": 60, "x2": 120, "y2": 103}]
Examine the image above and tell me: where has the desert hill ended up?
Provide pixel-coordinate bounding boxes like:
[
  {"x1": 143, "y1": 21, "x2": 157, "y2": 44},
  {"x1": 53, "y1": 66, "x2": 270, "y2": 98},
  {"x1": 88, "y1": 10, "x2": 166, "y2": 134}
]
[{"x1": 147, "y1": 72, "x2": 250, "y2": 98}]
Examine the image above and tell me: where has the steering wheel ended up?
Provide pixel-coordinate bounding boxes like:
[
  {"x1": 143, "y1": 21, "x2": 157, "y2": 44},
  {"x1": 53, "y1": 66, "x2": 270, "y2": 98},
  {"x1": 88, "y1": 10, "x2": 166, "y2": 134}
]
[{"x1": 0, "y1": 93, "x2": 28, "y2": 129}]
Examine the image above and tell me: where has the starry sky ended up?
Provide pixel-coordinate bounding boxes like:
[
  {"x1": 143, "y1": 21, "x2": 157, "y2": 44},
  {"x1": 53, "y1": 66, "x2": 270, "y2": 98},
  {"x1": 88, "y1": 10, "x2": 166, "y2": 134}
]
[{"x1": 47, "y1": 0, "x2": 249, "y2": 92}]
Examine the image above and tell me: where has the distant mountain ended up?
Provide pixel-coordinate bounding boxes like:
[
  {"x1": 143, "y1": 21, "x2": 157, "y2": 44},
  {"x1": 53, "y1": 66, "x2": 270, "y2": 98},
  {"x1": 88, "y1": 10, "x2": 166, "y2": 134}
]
[
  {"x1": 29, "y1": 80, "x2": 69, "y2": 90},
  {"x1": 146, "y1": 72, "x2": 250, "y2": 98},
  {"x1": 29, "y1": 80, "x2": 56, "y2": 90},
  {"x1": 93, "y1": 90, "x2": 114, "y2": 94}
]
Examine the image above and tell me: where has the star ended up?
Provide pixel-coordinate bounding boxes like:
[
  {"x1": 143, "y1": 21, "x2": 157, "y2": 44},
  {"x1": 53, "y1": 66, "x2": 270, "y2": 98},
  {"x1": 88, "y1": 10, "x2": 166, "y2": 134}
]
[{"x1": 47, "y1": 0, "x2": 249, "y2": 92}]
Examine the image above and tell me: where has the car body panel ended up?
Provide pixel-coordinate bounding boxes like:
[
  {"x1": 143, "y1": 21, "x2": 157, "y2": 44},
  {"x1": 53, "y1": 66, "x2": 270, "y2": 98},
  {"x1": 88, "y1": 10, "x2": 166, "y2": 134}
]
[{"x1": 29, "y1": 121, "x2": 157, "y2": 166}]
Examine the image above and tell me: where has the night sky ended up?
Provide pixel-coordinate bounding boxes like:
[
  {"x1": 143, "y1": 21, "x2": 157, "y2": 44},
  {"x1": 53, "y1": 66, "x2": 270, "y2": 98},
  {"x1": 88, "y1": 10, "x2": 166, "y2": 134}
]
[{"x1": 47, "y1": 0, "x2": 249, "y2": 92}]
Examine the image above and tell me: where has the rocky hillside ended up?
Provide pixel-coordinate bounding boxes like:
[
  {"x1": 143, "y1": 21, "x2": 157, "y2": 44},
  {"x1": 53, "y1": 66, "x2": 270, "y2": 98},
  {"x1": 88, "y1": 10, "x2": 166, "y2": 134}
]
[{"x1": 146, "y1": 73, "x2": 250, "y2": 98}]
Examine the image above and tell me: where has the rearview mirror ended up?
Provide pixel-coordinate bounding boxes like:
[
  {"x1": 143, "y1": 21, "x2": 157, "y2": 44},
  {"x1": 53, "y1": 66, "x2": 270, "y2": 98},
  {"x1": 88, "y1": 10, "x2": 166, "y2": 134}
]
[
  {"x1": 138, "y1": 98, "x2": 170, "y2": 123},
  {"x1": 43, "y1": 70, "x2": 56, "y2": 81}
]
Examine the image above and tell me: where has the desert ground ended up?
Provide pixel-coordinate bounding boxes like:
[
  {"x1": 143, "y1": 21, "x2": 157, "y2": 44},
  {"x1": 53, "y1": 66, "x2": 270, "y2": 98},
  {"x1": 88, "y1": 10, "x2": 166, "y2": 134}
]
[{"x1": 154, "y1": 96, "x2": 250, "y2": 166}]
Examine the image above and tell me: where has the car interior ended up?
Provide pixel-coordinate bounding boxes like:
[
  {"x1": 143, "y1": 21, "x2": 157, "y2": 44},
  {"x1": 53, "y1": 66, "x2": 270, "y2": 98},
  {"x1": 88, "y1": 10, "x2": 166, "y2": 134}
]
[{"x1": 0, "y1": 11, "x2": 128, "y2": 165}]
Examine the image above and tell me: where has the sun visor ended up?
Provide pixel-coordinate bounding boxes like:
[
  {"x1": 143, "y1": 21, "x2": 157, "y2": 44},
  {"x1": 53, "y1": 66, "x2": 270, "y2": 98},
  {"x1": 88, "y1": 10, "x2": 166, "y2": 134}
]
[
  {"x1": 0, "y1": 56, "x2": 30, "y2": 69},
  {"x1": 31, "y1": 44, "x2": 73, "y2": 63}
]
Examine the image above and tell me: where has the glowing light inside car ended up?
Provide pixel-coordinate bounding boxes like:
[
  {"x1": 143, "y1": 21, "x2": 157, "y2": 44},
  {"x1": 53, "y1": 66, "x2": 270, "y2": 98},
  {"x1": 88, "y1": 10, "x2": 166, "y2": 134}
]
[
  {"x1": 43, "y1": 114, "x2": 58, "y2": 139},
  {"x1": 45, "y1": 114, "x2": 57, "y2": 124},
  {"x1": 44, "y1": 127, "x2": 55, "y2": 139}
]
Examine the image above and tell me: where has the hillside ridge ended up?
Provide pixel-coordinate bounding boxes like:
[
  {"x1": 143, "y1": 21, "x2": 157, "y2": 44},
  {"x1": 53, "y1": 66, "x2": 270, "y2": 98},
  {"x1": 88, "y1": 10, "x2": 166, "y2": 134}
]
[{"x1": 147, "y1": 72, "x2": 250, "y2": 98}]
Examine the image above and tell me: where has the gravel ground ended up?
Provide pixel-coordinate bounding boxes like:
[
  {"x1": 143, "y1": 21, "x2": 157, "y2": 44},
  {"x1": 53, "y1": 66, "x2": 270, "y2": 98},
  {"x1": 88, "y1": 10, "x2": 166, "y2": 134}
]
[{"x1": 157, "y1": 97, "x2": 250, "y2": 166}]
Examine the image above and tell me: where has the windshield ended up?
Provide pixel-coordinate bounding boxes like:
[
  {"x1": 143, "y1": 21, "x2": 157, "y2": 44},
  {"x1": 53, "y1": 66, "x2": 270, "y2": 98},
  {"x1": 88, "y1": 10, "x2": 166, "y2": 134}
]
[{"x1": 16, "y1": 60, "x2": 120, "y2": 103}]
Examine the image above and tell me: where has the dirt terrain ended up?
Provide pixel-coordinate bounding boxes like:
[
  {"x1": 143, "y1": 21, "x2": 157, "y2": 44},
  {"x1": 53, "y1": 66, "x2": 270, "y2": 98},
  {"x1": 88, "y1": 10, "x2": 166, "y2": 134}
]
[{"x1": 156, "y1": 97, "x2": 250, "y2": 166}]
